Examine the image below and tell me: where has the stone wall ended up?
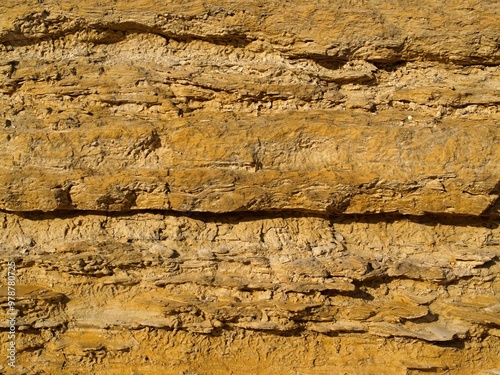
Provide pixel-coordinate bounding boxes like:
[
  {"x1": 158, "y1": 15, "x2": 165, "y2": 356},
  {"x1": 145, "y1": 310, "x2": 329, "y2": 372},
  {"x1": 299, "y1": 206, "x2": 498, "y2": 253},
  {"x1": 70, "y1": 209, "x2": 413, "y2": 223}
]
[{"x1": 0, "y1": 1, "x2": 499, "y2": 374}]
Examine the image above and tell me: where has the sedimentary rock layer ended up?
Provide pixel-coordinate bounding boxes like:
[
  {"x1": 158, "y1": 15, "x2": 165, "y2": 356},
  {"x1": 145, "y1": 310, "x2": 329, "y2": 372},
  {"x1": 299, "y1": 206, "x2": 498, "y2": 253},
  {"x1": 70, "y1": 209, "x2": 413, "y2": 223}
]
[
  {"x1": 0, "y1": 0, "x2": 499, "y2": 374},
  {"x1": 1, "y1": 112, "x2": 499, "y2": 215},
  {"x1": 1, "y1": 211, "x2": 500, "y2": 374}
]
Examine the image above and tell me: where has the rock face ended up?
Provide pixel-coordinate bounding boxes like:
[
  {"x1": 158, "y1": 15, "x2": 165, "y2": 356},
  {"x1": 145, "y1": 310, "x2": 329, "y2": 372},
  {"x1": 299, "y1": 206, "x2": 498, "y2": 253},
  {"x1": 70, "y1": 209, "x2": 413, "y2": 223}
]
[{"x1": 0, "y1": 1, "x2": 499, "y2": 374}]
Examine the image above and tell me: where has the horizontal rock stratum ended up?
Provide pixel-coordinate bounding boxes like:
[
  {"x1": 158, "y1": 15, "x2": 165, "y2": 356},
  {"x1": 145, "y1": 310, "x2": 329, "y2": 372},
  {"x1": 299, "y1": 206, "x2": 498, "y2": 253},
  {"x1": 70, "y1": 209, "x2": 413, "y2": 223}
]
[
  {"x1": 0, "y1": 0, "x2": 499, "y2": 374},
  {"x1": 1, "y1": 111, "x2": 499, "y2": 215}
]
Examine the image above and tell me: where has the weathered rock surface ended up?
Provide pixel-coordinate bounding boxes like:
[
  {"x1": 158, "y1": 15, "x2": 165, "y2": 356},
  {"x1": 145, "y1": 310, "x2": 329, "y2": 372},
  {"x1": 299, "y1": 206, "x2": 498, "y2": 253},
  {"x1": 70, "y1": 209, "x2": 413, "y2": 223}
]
[
  {"x1": 1, "y1": 112, "x2": 499, "y2": 215},
  {"x1": 1, "y1": 212, "x2": 500, "y2": 374},
  {"x1": 0, "y1": 0, "x2": 499, "y2": 374}
]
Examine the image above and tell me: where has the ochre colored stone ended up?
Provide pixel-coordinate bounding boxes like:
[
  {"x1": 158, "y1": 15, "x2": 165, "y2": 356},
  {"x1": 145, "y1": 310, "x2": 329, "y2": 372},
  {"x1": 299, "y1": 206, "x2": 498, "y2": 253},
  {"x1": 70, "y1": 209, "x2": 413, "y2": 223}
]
[{"x1": 1, "y1": 1, "x2": 499, "y2": 374}]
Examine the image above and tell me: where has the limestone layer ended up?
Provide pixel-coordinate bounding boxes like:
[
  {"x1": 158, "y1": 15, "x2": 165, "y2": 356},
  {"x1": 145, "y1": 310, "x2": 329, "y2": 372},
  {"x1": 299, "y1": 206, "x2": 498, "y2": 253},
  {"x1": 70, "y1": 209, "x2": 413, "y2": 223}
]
[
  {"x1": 1, "y1": 112, "x2": 499, "y2": 215},
  {"x1": 1, "y1": 211, "x2": 500, "y2": 374},
  {"x1": 0, "y1": 0, "x2": 499, "y2": 374}
]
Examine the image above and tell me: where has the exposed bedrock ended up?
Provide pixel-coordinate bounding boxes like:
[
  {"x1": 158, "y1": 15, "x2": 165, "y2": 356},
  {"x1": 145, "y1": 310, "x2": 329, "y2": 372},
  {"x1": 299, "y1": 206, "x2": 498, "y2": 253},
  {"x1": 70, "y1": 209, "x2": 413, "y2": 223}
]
[{"x1": 0, "y1": 1, "x2": 499, "y2": 374}]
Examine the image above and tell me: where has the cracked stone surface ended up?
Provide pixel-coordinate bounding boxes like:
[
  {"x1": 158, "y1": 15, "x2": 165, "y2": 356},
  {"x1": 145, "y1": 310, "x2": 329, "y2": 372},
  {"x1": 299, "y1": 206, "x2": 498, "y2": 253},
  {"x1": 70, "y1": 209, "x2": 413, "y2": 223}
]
[{"x1": 0, "y1": 0, "x2": 499, "y2": 374}]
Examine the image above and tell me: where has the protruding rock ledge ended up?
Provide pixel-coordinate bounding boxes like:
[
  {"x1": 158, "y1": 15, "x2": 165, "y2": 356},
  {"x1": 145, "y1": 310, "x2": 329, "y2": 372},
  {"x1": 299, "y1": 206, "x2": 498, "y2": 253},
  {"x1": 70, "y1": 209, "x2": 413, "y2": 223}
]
[{"x1": 1, "y1": 111, "x2": 498, "y2": 215}]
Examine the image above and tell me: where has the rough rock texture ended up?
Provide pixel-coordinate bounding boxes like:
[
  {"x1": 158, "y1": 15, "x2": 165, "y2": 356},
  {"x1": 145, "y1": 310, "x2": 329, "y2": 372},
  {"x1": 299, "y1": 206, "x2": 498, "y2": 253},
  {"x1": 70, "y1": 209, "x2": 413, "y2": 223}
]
[{"x1": 0, "y1": 0, "x2": 499, "y2": 374}]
